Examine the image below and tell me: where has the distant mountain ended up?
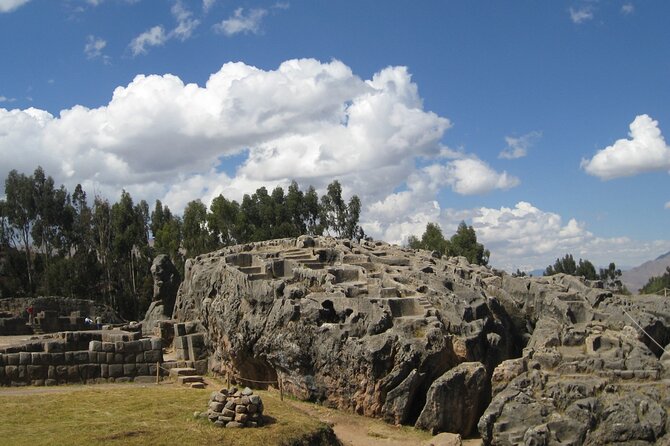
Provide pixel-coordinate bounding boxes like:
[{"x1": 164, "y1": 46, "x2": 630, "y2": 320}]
[{"x1": 621, "y1": 251, "x2": 670, "y2": 293}]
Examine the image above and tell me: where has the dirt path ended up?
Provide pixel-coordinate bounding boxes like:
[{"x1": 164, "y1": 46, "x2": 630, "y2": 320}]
[{"x1": 288, "y1": 399, "x2": 483, "y2": 446}]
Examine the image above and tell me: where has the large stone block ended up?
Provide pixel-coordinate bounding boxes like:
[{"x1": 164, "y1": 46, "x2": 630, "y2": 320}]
[
  {"x1": 19, "y1": 352, "x2": 31, "y2": 365},
  {"x1": 144, "y1": 349, "x2": 161, "y2": 363},
  {"x1": 89, "y1": 341, "x2": 102, "y2": 352},
  {"x1": 27, "y1": 365, "x2": 46, "y2": 380},
  {"x1": 108, "y1": 364, "x2": 123, "y2": 378},
  {"x1": 123, "y1": 363, "x2": 137, "y2": 376},
  {"x1": 102, "y1": 342, "x2": 115, "y2": 353},
  {"x1": 5, "y1": 353, "x2": 19, "y2": 366}
]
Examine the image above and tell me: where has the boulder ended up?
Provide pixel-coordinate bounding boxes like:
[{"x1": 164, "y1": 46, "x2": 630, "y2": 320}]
[{"x1": 415, "y1": 362, "x2": 488, "y2": 436}]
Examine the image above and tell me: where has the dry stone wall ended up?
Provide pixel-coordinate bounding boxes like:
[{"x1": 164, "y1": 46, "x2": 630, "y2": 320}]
[{"x1": 0, "y1": 330, "x2": 163, "y2": 386}]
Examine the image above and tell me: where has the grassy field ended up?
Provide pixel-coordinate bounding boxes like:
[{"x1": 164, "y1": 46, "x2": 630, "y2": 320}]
[{"x1": 0, "y1": 383, "x2": 335, "y2": 446}]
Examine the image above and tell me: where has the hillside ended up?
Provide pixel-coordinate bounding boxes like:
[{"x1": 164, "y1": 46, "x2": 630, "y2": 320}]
[{"x1": 621, "y1": 251, "x2": 670, "y2": 293}]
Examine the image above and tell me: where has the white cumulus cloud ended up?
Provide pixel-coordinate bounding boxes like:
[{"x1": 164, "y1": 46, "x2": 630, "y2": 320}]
[
  {"x1": 499, "y1": 130, "x2": 542, "y2": 159},
  {"x1": 213, "y1": 8, "x2": 268, "y2": 36},
  {"x1": 581, "y1": 114, "x2": 670, "y2": 180},
  {"x1": 621, "y1": 3, "x2": 634, "y2": 15},
  {"x1": 0, "y1": 0, "x2": 30, "y2": 13},
  {"x1": 444, "y1": 158, "x2": 519, "y2": 195}
]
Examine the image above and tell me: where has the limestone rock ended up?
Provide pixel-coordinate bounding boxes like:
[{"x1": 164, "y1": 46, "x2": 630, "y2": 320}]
[
  {"x1": 415, "y1": 362, "x2": 488, "y2": 436},
  {"x1": 422, "y1": 432, "x2": 462, "y2": 446}
]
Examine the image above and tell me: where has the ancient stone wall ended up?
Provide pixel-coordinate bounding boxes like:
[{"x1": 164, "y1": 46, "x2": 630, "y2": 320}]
[{"x1": 0, "y1": 330, "x2": 163, "y2": 386}]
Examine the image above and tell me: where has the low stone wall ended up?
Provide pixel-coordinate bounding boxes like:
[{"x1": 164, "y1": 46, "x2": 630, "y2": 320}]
[{"x1": 0, "y1": 330, "x2": 163, "y2": 386}]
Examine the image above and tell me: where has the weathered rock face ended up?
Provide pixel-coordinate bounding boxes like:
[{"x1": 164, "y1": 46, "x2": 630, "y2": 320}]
[
  {"x1": 174, "y1": 236, "x2": 519, "y2": 433},
  {"x1": 479, "y1": 274, "x2": 670, "y2": 445},
  {"x1": 142, "y1": 255, "x2": 180, "y2": 335},
  {"x1": 173, "y1": 236, "x2": 670, "y2": 442}
]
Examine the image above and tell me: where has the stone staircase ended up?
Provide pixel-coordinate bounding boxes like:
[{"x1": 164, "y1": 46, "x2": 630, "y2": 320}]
[{"x1": 168, "y1": 365, "x2": 207, "y2": 389}]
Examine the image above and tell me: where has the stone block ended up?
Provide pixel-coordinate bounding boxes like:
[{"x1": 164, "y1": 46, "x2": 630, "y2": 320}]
[
  {"x1": 144, "y1": 349, "x2": 162, "y2": 363},
  {"x1": 218, "y1": 416, "x2": 234, "y2": 423},
  {"x1": 114, "y1": 341, "x2": 125, "y2": 352},
  {"x1": 5, "y1": 353, "x2": 19, "y2": 366},
  {"x1": 45, "y1": 379, "x2": 57, "y2": 386},
  {"x1": 108, "y1": 364, "x2": 123, "y2": 378},
  {"x1": 0, "y1": 366, "x2": 4, "y2": 380},
  {"x1": 148, "y1": 363, "x2": 159, "y2": 376},
  {"x1": 136, "y1": 363, "x2": 149, "y2": 376},
  {"x1": 48, "y1": 365, "x2": 56, "y2": 380},
  {"x1": 88, "y1": 351, "x2": 99, "y2": 363},
  {"x1": 27, "y1": 365, "x2": 46, "y2": 380},
  {"x1": 247, "y1": 403, "x2": 258, "y2": 414},
  {"x1": 100, "y1": 364, "x2": 109, "y2": 378},
  {"x1": 44, "y1": 341, "x2": 65, "y2": 353},
  {"x1": 19, "y1": 352, "x2": 31, "y2": 365},
  {"x1": 135, "y1": 353, "x2": 145, "y2": 363},
  {"x1": 80, "y1": 364, "x2": 100, "y2": 381},
  {"x1": 235, "y1": 405, "x2": 247, "y2": 414},
  {"x1": 51, "y1": 353, "x2": 65, "y2": 365},
  {"x1": 150, "y1": 337, "x2": 162, "y2": 350},
  {"x1": 209, "y1": 402, "x2": 224, "y2": 412},
  {"x1": 193, "y1": 359, "x2": 208, "y2": 375},
  {"x1": 67, "y1": 365, "x2": 80, "y2": 382},
  {"x1": 124, "y1": 353, "x2": 136, "y2": 363},
  {"x1": 125, "y1": 341, "x2": 143, "y2": 353},
  {"x1": 123, "y1": 363, "x2": 137, "y2": 376},
  {"x1": 174, "y1": 323, "x2": 186, "y2": 337},
  {"x1": 102, "y1": 342, "x2": 115, "y2": 353},
  {"x1": 0, "y1": 355, "x2": 3, "y2": 367},
  {"x1": 141, "y1": 339, "x2": 151, "y2": 351},
  {"x1": 32, "y1": 379, "x2": 45, "y2": 386},
  {"x1": 55, "y1": 365, "x2": 68, "y2": 381},
  {"x1": 73, "y1": 351, "x2": 89, "y2": 364},
  {"x1": 116, "y1": 377, "x2": 133, "y2": 383},
  {"x1": 89, "y1": 341, "x2": 102, "y2": 352},
  {"x1": 31, "y1": 352, "x2": 49, "y2": 365},
  {"x1": 225, "y1": 400, "x2": 236, "y2": 410},
  {"x1": 226, "y1": 421, "x2": 243, "y2": 428},
  {"x1": 222, "y1": 408, "x2": 236, "y2": 417},
  {"x1": 5, "y1": 365, "x2": 18, "y2": 380},
  {"x1": 174, "y1": 336, "x2": 188, "y2": 350},
  {"x1": 235, "y1": 413, "x2": 248, "y2": 423},
  {"x1": 113, "y1": 353, "x2": 124, "y2": 364}
]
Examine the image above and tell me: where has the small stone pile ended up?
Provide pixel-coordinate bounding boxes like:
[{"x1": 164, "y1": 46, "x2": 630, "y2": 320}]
[{"x1": 206, "y1": 386, "x2": 264, "y2": 428}]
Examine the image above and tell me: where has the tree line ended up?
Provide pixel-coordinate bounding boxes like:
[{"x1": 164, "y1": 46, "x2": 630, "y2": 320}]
[
  {"x1": 0, "y1": 167, "x2": 363, "y2": 319},
  {"x1": 540, "y1": 253, "x2": 629, "y2": 293},
  {"x1": 407, "y1": 222, "x2": 490, "y2": 266}
]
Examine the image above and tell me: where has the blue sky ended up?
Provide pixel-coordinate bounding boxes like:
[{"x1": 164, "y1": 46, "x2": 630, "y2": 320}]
[{"x1": 1, "y1": 0, "x2": 669, "y2": 272}]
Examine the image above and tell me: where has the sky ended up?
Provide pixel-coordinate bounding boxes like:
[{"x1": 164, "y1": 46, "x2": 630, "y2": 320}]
[{"x1": 1, "y1": 0, "x2": 669, "y2": 273}]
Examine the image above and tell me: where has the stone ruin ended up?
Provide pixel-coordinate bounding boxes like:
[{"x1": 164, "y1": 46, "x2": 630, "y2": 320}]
[
  {"x1": 172, "y1": 235, "x2": 670, "y2": 444},
  {"x1": 203, "y1": 386, "x2": 265, "y2": 428},
  {"x1": 0, "y1": 330, "x2": 163, "y2": 386}
]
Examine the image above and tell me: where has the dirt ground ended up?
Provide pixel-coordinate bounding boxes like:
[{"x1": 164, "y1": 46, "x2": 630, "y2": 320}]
[{"x1": 288, "y1": 398, "x2": 483, "y2": 446}]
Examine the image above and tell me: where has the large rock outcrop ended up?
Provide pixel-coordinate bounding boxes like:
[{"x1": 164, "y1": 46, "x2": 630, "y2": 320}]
[
  {"x1": 174, "y1": 236, "x2": 518, "y2": 435},
  {"x1": 173, "y1": 236, "x2": 670, "y2": 442},
  {"x1": 142, "y1": 254, "x2": 180, "y2": 335}
]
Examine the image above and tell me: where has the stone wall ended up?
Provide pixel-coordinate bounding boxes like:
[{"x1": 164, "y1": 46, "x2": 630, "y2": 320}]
[{"x1": 0, "y1": 330, "x2": 163, "y2": 386}]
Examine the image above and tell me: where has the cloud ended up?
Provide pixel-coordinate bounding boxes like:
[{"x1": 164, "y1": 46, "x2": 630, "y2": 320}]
[
  {"x1": 581, "y1": 114, "x2": 670, "y2": 179},
  {"x1": 0, "y1": 59, "x2": 453, "y2": 213},
  {"x1": 171, "y1": 0, "x2": 200, "y2": 41},
  {"x1": 665, "y1": 201, "x2": 670, "y2": 210},
  {"x1": 621, "y1": 3, "x2": 634, "y2": 15},
  {"x1": 203, "y1": 0, "x2": 215, "y2": 12},
  {"x1": 84, "y1": 35, "x2": 110, "y2": 63},
  {"x1": 213, "y1": 8, "x2": 268, "y2": 36},
  {"x1": 129, "y1": 26, "x2": 168, "y2": 56},
  {"x1": 0, "y1": 0, "x2": 30, "y2": 13},
  {"x1": 0, "y1": 95, "x2": 16, "y2": 103},
  {"x1": 499, "y1": 130, "x2": 542, "y2": 159},
  {"x1": 129, "y1": 2, "x2": 200, "y2": 56},
  {"x1": 444, "y1": 158, "x2": 519, "y2": 195},
  {"x1": 569, "y1": 6, "x2": 594, "y2": 24}
]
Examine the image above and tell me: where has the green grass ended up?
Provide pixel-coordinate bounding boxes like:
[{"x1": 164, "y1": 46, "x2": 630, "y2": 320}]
[{"x1": 0, "y1": 383, "x2": 333, "y2": 446}]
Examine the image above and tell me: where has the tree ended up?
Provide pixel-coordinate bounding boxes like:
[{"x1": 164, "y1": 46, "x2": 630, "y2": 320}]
[
  {"x1": 575, "y1": 258, "x2": 597, "y2": 280},
  {"x1": 640, "y1": 267, "x2": 670, "y2": 295},
  {"x1": 545, "y1": 254, "x2": 577, "y2": 276},
  {"x1": 182, "y1": 199, "x2": 214, "y2": 258},
  {"x1": 409, "y1": 222, "x2": 448, "y2": 256},
  {"x1": 319, "y1": 180, "x2": 364, "y2": 239},
  {"x1": 4, "y1": 169, "x2": 36, "y2": 290},
  {"x1": 448, "y1": 221, "x2": 489, "y2": 266},
  {"x1": 208, "y1": 194, "x2": 240, "y2": 246},
  {"x1": 304, "y1": 186, "x2": 321, "y2": 235}
]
